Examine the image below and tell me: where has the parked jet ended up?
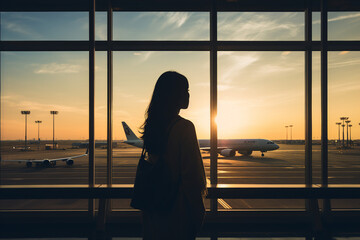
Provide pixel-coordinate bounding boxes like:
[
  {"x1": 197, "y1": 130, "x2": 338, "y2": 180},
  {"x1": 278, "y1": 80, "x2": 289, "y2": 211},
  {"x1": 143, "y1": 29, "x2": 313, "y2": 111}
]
[
  {"x1": 121, "y1": 122, "x2": 279, "y2": 157},
  {"x1": 3, "y1": 148, "x2": 88, "y2": 168}
]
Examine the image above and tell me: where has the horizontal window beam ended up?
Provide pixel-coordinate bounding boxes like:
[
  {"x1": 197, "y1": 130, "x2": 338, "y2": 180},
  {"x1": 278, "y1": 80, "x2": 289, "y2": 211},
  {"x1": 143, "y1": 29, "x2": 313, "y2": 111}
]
[
  {"x1": 2, "y1": 0, "x2": 360, "y2": 11},
  {"x1": 1, "y1": 41, "x2": 360, "y2": 51},
  {"x1": 1, "y1": 186, "x2": 360, "y2": 199}
]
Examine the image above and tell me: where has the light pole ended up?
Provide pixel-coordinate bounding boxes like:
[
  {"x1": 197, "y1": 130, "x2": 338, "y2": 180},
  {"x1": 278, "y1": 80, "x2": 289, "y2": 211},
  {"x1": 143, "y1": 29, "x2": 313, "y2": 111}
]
[
  {"x1": 289, "y1": 125, "x2": 293, "y2": 144},
  {"x1": 340, "y1": 117, "x2": 348, "y2": 147},
  {"x1": 21, "y1": 111, "x2": 30, "y2": 150},
  {"x1": 285, "y1": 126, "x2": 288, "y2": 144},
  {"x1": 50, "y1": 111, "x2": 59, "y2": 150},
  {"x1": 336, "y1": 122, "x2": 341, "y2": 145},
  {"x1": 349, "y1": 124, "x2": 353, "y2": 147},
  {"x1": 35, "y1": 120, "x2": 42, "y2": 142},
  {"x1": 345, "y1": 120, "x2": 351, "y2": 148}
]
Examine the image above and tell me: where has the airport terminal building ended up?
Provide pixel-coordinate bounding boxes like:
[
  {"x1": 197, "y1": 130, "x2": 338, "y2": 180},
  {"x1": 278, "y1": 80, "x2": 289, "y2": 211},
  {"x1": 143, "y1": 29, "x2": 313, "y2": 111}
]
[{"x1": 1, "y1": 0, "x2": 360, "y2": 239}]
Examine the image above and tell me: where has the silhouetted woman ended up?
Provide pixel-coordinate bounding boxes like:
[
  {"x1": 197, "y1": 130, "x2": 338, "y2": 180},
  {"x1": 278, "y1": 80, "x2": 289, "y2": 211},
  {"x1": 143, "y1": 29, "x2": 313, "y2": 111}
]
[{"x1": 140, "y1": 71, "x2": 207, "y2": 239}]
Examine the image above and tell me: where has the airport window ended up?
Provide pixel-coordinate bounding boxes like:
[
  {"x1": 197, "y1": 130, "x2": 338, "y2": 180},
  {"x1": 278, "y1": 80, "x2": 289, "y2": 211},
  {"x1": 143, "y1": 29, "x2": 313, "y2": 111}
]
[
  {"x1": 1, "y1": 0, "x2": 360, "y2": 238},
  {"x1": 1, "y1": 12, "x2": 89, "y2": 40},
  {"x1": 328, "y1": 12, "x2": 360, "y2": 40},
  {"x1": 217, "y1": 51, "x2": 305, "y2": 187},
  {"x1": 113, "y1": 12, "x2": 209, "y2": 40},
  {"x1": 218, "y1": 12, "x2": 304, "y2": 41}
]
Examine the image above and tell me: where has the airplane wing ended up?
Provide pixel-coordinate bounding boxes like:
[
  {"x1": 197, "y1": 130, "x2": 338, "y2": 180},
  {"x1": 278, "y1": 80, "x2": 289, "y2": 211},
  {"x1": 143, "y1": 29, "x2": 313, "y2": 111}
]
[
  {"x1": 200, "y1": 147, "x2": 228, "y2": 152},
  {"x1": 3, "y1": 148, "x2": 88, "y2": 167}
]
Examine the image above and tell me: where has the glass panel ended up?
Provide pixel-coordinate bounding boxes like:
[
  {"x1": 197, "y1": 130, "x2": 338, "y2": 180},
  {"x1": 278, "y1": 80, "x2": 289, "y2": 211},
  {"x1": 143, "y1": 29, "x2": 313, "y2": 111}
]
[
  {"x1": 218, "y1": 12, "x2": 304, "y2": 41},
  {"x1": 95, "y1": 51, "x2": 108, "y2": 184},
  {"x1": 217, "y1": 52, "x2": 305, "y2": 187},
  {"x1": 0, "y1": 199, "x2": 87, "y2": 210},
  {"x1": 112, "y1": 51, "x2": 209, "y2": 209},
  {"x1": 1, "y1": 12, "x2": 88, "y2": 40},
  {"x1": 113, "y1": 12, "x2": 209, "y2": 40},
  {"x1": 328, "y1": 51, "x2": 360, "y2": 186},
  {"x1": 329, "y1": 12, "x2": 360, "y2": 40},
  {"x1": 96, "y1": 12, "x2": 107, "y2": 41},
  {"x1": 1, "y1": 52, "x2": 89, "y2": 210},
  {"x1": 313, "y1": 12, "x2": 321, "y2": 41},
  {"x1": 219, "y1": 199, "x2": 305, "y2": 210},
  {"x1": 312, "y1": 51, "x2": 321, "y2": 185}
]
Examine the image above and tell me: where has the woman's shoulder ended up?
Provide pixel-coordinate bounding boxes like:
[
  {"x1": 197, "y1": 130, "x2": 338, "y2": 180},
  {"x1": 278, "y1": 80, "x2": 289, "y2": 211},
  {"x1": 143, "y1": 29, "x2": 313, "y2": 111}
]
[
  {"x1": 174, "y1": 116, "x2": 195, "y2": 129},
  {"x1": 171, "y1": 116, "x2": 196, "y2": 138}
]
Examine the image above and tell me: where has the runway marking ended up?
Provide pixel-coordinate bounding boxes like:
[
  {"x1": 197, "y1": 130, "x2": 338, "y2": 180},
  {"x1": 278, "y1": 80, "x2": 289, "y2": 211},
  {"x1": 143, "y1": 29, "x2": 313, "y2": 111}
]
[
  {"x1": 218, "y1": 198, "x2": 232, "y2": 209},
  {"x1": 206, "y1": 178, "x2": 232, "y2": 209}
]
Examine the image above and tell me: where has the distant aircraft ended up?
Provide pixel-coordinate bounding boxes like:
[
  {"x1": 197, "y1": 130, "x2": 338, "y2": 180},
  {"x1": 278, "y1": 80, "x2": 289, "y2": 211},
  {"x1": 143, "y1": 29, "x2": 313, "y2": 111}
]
[
  {"x1": 121, "y1": 122, "x2": 279, "y2": 157},
  {"x1": 3, "y1": 148, "x2": 88, "y2": 168}
]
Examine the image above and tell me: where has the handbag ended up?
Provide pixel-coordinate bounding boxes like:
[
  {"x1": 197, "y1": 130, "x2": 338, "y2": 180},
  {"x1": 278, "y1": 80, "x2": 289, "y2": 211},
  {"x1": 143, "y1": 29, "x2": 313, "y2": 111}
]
[{"x1": 130, "y1": 118, "x2": 181, "y2": 212}]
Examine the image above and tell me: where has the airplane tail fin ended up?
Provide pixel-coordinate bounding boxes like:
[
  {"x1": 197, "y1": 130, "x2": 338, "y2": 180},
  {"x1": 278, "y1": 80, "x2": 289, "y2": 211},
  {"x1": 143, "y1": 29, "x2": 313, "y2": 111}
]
[{"x1": 122, "y1": 122, "x2": 140, "y2": 141}]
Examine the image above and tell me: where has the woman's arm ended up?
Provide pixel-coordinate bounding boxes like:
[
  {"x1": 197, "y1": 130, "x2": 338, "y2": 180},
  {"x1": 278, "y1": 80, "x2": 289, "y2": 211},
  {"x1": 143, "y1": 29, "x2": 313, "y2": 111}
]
[{"x1": 180, "y1": 120, "x2": 207, "y2": 227}]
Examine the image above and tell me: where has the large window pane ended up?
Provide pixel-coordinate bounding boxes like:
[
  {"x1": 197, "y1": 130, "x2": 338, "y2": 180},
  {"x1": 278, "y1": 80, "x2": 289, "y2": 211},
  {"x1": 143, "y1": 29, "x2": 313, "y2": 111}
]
[
  {"x1": 328, "y1": 51, "x2": 360, "y2": 186},
  {"x1": 113, "y1": 12, "x2": 209, "y2": 40},
  {"x1": 218, "y1": 12, "x2": 304, "y2": 41},
  {"x1": 217, "y1": 51, "x2": 305, "y2": 209},
  {"x1": 0, "y1": 52, "x2": 89, "y2": 210},
  {"x1": 1, "y1": 12, "x2": 89, "y2": 40},
  {"x1": 329, "y1": 12, "x2": 360, "y2": 40}
]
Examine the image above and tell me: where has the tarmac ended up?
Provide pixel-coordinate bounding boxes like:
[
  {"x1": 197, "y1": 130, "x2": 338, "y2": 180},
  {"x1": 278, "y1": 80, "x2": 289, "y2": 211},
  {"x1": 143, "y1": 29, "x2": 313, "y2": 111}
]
[{"x1": 1, "y1": 143, "x2": 360, "y2": 210}]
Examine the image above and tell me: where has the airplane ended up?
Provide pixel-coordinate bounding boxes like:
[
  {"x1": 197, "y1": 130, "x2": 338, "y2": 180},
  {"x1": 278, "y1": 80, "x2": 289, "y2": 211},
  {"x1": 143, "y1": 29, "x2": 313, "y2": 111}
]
[
  {"x1": 3, "y1": 148, "x2": 88, "y2": 168},
  {"x1": 121, "y1": 122, "x2": 279, "y2": 157}
]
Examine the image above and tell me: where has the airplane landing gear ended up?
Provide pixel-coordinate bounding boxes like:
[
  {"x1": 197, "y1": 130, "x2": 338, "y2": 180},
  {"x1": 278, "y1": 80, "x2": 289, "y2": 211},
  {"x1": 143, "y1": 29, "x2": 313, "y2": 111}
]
[{"x1": 261, "y1": 152, "x2": 264, "y2": 157}]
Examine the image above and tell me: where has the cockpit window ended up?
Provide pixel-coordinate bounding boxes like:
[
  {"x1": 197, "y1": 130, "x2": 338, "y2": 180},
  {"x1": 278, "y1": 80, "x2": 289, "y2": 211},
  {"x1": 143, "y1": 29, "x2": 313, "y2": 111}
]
[{"x1": 267, "y1": 141, "x2": 274, "y2": 144}]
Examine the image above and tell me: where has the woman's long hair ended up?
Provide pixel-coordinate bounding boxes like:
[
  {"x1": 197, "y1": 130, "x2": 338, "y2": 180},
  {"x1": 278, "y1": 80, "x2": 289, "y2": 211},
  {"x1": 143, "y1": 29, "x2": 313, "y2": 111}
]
[{"x1": 141, "y1": 71, "x2": 189, "y2": 155}]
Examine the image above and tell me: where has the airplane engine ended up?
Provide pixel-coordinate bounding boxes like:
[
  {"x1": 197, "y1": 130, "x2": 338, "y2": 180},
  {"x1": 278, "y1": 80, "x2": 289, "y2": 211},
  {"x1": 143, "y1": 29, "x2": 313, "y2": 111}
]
[
  {"x1": 239, "y1": 150, "x2": 253, "y2": 156},
  {"x1": 66, "y1": 159, "x2": 74, "y2": 166},
  {"x1": 43, "y1": 160, "x2": 51, "y2": 167},
  {"x1": 220, "y1": 149, "x2": 236, "y2": 157}
]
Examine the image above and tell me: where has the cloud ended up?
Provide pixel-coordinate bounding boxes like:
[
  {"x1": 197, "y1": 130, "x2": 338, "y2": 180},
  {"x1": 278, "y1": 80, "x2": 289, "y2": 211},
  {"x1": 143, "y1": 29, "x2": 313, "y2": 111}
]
[
  {"x1": 218, "y1": 13, "x2": 301, "y2": 40},
  {"x1": 162, "y1": 12, "x2": 190, "y2": 28},
  {"x1": 313, "y1": 12, "x2": 360, "y2": 24},
  {"x1": 219, "y1": 54, "x2": 258, "y2": 84},
  {"x1": 329, "y1": 59, "x2": 360, "y2": 68},
  {"x1": 328, "y1": 12, "x2": 360, "y2": 22},
  {"x1": 34, "y1": 63, "x2": 81, "y2": 74},
  {"x1": 330, "y1": 81, "x2": 360, "y2": 93},
  {"x1": 1, "y1": 20, "x2": 40, "y2": 38},
  {"x1": 282, "y1": 51, "x2": 291, "y2": 56},
  {"x1": 95, "y1": 24, "x2": 107, "y2": 40},
  {"x1": 133, "y1": 52, "x2": 154, "y2": 62},
  {"x1": 3, "y1": 98, "x2": 87, "y2": 115},
  {"x1": 339, "y1": 51, "x2": 349, "y2": 55}
]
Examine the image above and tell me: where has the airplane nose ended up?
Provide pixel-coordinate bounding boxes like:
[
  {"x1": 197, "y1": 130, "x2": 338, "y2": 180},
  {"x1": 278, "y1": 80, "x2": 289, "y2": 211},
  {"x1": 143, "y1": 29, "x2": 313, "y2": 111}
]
[{"x1": 275, "y1": 144, "x2": 280, "y2": 149}]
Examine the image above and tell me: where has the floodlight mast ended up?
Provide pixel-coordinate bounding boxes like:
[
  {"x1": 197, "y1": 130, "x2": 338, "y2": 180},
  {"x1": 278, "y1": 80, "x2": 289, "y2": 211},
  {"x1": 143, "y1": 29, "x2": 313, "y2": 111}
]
[
  {"x1": 21, "y1": 111, "x2": 31, "y2": 150},
  {"x1": 340, "y1": 117, "x2": 348, "y2": 147},
  {"x1": 289, "y1": 125, "x2": 293, "y2": 144},
  {"x1": 285, "y1": 126, "x2": 288, "y2": 144},
  {"x1": 345, "y1": 120, "x2": 351, "y2": 148},
  {"x1": 349, "y1": 124, "x2": 353, "y2": 146},
  {"x1": 336, "y1": 122, "x2": 341, "y2": 145},
  {"x1": 50, "y1": 111, "x2": 59, "y2": 149},
  {"x1": 35, "y1": 120, "x2": 42, "y2": 142}
]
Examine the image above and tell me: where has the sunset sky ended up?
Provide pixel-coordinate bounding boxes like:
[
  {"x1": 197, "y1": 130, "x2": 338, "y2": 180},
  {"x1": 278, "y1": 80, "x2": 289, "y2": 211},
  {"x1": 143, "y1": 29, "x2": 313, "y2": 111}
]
[{"x1": 1, "y1": 12, "x2": 360, "y2": 140}]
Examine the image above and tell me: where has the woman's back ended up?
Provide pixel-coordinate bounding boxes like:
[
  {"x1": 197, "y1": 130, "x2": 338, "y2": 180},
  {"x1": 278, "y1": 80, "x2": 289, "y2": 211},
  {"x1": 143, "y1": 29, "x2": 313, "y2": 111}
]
[{"x1": 142, "y1": 116, "x2": 207, "y2": 240}]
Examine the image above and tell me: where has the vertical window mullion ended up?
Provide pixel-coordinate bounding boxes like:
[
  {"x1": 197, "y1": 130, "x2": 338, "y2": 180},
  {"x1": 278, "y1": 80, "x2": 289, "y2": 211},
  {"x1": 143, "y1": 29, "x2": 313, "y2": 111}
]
[
  {"x1": 89, "y1": 0, "x2": 96, "y2": 218},
  {"x1": 210, "y1": 0, "x2": 218, "y2": 213},
  {"x1": 305, "y1": 0, "x2": 313, "y2": 211},
  {"x1": 321, "y1": 0, "x2": 331, "y2": 212},
  {"x1": 107, "y1": 0, "x2": 113, "y2": 196}
]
